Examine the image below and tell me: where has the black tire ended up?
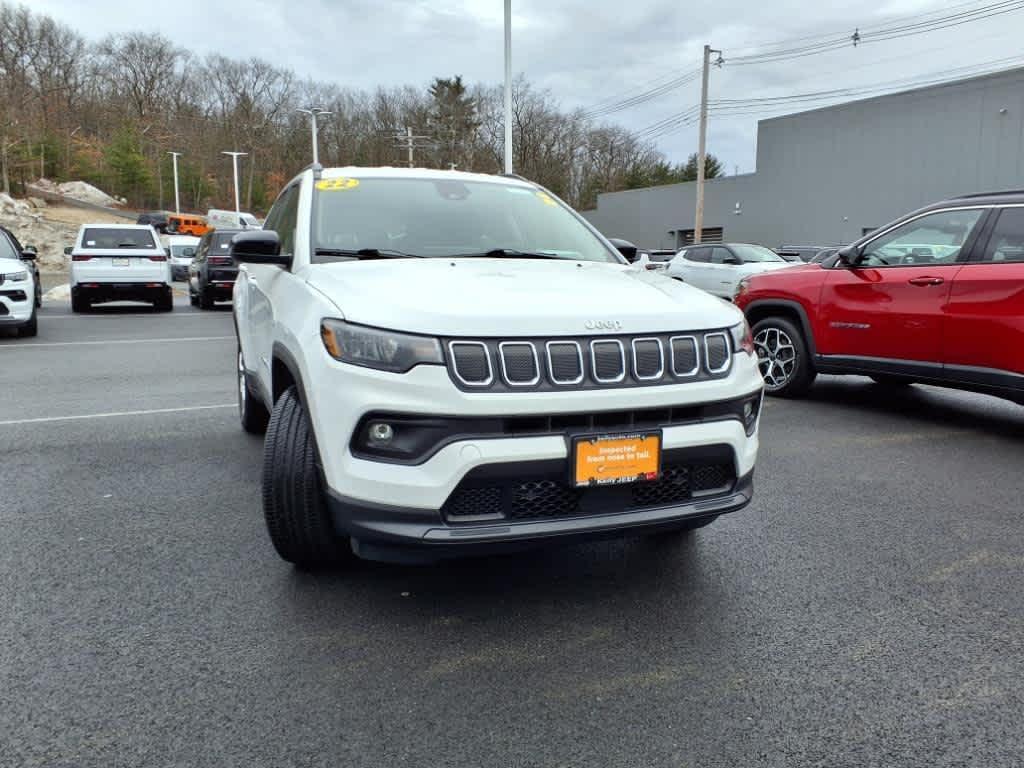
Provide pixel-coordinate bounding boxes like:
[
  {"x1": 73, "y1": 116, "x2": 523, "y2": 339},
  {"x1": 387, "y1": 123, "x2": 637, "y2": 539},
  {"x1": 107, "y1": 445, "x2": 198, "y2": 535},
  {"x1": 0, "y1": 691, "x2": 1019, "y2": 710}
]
[
  {"x1": 71, "y1": 290, "x2": 89, "y2": 313},
  {"x1": 262, "y1": 386, "x2": 350, "y2": 569},
  {"x1": 870, "y1": 375, "x2": 913, "y2": 387},
  {"x1": 188, "y1": 286, "x2": 198, "y2": 307},
  {"x1": 35, "y1": 284, "x2": 42, "y2": 308},
  {"x1": 17, "y1": 307, "x2": 38, "y2": 337},
  {"x1": 238, "y1": 346, "x2": 270, "y2": 434},
  {"x1": 198, "y1": 286, "x2": 213, "y2": 310},
  {"x1": 752, "y1": 316, "x2": 816, "y2": 398},
  {"x1": 155, "y1": 290, "x2": 173, "y2": 312}
]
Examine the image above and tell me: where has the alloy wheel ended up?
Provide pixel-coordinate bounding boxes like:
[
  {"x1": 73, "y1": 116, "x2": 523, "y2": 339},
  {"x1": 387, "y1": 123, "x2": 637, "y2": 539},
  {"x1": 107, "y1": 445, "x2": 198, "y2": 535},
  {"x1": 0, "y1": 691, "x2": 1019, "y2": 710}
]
[{"x1": 754, "y1": 327, "x2": 797, "y2": 391}]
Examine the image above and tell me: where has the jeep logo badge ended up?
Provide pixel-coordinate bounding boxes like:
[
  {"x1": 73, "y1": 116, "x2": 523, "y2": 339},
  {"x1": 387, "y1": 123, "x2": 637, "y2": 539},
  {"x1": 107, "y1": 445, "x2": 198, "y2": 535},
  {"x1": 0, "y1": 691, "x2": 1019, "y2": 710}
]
[{"x1": 585, "y1": 320, "x2": 622, "y2": 331}]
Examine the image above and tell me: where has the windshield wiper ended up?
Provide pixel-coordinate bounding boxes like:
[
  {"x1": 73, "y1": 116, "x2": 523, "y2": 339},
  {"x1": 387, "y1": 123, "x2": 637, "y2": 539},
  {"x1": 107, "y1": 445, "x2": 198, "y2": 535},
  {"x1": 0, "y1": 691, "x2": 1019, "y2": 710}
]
[
  {"x1": 314, "y1": 247, "x2": 422, "y2": 259},
  {"x1": 451, "y1": 248, "x2": 564, "y2": 260}
]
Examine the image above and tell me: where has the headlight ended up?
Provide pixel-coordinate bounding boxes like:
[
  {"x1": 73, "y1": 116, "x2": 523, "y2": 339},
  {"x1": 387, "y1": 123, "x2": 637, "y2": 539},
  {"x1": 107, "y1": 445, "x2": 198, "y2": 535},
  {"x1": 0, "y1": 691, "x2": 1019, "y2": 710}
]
[
  {"x1": 729, "y1": 319, "x2": 755, "y2": 356},
  {"x1": 320, "y1": 319, "x2": 443, "y2": 373},
  {"x1": 5, "y1": 271, "x2": 28, "y2": 282}
]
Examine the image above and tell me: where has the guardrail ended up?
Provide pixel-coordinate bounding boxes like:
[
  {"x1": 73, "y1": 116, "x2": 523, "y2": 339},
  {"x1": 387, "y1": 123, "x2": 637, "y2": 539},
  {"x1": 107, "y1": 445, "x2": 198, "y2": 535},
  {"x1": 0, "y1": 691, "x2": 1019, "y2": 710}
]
[{"x1": 25, "y1": 185, "x2": 137, "y2": 221}]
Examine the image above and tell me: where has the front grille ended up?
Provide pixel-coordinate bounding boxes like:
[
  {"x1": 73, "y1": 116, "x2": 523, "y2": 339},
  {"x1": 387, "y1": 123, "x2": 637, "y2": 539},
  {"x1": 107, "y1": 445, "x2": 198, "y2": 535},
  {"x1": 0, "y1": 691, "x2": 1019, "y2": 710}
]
[
  {"x1": 442, "y1": 447, "x2": 737, "y2": 522},
  {"x1": 450, "y1": 342, "x2": 492, "y2": 385},
  {"x1": 705, "y1": 333, "x2": 730, "y2": 373},
  {"x1": 632, "y1": 338, "x2": 663, "y2": 379},
  {"x1": 499, "y1": 342, "x2": 538, "y2": 385},
  {"x1": 591, "y1": 340, "x2": 625, "y2": 382},
  {"x1": 444, "y1": 330, "x2": 734, "y2": 392},
  {"x1": 547, "y1": 342, "x2": 583, "y2": 384}
]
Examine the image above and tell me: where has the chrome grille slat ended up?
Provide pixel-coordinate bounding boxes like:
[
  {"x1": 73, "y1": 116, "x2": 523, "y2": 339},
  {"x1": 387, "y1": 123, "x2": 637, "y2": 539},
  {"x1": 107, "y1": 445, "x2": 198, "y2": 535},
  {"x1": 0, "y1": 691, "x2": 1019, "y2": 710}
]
[{"x1": 444, "y1": 330, "x2": 734, "y2": 390}]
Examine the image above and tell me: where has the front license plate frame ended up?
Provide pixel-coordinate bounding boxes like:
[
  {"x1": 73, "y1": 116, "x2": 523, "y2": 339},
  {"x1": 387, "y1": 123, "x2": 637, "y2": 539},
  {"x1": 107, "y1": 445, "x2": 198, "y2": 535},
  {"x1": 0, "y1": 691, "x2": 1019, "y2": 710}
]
[{"x1": 571, "y1": 431, "x2": 662, "y2": 488}]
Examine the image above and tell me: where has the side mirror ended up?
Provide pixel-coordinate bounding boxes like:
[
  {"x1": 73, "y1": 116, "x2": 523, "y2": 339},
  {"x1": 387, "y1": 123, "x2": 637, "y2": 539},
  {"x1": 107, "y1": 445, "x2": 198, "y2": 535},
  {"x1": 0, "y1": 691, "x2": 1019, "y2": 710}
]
[
  {"x1": 21, "y1": 248, "x2": 37, "y2": 260},
  {"x1": 607, "y1": 238, "x2": 639, "y2": 262},
  {"x1": 165, "y1": 247, "x2": 171, "y2": 257},
  {"x1": 837, "y1": 245, "x2": 860, "y2": 266},
  {"x1": 229, "y1": 230, "x2": 290, "y2": 266},
  {"x1": 723, "y1": 256, "x2": 743, "y2": 266},
  {"x1": 64, "y1": 246, "x2": 73, "y2": 256}
]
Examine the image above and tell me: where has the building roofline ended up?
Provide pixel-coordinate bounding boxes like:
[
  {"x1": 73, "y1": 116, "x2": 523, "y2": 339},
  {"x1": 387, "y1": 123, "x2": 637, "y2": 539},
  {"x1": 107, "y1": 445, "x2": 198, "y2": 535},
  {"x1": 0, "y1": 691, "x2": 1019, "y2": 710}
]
[{"x1": 760, "y1": 65, "x2": 1024, "y2": 125}]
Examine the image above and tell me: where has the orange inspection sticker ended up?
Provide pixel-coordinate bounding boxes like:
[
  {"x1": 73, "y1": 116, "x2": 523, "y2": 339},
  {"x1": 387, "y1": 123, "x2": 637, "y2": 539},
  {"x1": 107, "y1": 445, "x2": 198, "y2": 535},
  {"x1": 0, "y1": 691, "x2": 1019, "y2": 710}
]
[
  {"x1": 316, "y1": 178, "x2": 360, "y2": 191},
  {"x1": 573, "y1": 432, "x2": 661, "y2": 487}
]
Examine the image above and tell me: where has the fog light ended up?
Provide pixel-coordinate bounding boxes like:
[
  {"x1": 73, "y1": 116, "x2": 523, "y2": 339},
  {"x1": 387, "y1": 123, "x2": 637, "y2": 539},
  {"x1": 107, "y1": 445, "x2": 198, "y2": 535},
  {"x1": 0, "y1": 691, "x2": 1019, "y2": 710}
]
[
  {"x1": 368, "y1": 422, "x2": 394, "y2": 444},
  {"x1": 743, "y1": 401, "x2": 754, "y2": 421}
]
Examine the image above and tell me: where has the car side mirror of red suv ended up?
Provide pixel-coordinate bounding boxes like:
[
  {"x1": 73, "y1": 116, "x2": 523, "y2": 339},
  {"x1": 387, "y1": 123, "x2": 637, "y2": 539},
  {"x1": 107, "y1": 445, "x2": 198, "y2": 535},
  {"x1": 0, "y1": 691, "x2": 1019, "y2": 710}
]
[{"x1": 837, "y1": 245, "x2": 860, "y2": 266}]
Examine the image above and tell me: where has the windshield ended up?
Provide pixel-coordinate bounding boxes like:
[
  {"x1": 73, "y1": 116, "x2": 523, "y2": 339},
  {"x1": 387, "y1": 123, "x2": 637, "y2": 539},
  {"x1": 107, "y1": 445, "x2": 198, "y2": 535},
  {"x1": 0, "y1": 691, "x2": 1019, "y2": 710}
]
[
  {"x1": 732, "y1": 244, "x2": 785, "y2": 263},
  {"x1": 312, "y1": 177, "x2": 619, "y2": 263},
  {"x1": 0, "y1": 233, "x2": 19, "y2": 261},
  {"x1": 81, "y1": 228, "x2": 156, "y2": 249},
  {"x1": 170, "y1": 245, "x2": 196, "y2": 257}
]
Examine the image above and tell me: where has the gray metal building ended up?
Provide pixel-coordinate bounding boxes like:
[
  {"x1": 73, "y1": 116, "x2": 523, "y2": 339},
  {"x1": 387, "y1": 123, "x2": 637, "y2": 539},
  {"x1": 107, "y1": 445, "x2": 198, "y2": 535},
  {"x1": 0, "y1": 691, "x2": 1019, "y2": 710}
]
[{"x1": 582, "y1": 66, "x2": 1024, "y2": 250}]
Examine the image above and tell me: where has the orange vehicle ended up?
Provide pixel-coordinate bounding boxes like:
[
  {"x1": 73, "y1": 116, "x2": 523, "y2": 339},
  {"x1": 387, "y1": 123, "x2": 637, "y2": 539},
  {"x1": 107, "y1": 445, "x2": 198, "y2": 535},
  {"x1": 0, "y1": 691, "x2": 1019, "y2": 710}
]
[{"x1": 167, "y1": 213, "x2": 210, "y2": 237}]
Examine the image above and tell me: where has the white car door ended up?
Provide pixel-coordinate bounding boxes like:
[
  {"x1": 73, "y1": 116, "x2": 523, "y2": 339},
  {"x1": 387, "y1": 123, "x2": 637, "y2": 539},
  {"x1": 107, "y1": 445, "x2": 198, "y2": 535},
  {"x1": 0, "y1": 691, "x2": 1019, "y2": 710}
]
[
  {"x1": 706, "y1": 246, "x2": 746, "y2": 298},
  {"x1": 243, "y1": 182, "x2": 302, "y2": 403},
  {"x1": 669, "y1": 246, "x2": 715, "y2": 291}
]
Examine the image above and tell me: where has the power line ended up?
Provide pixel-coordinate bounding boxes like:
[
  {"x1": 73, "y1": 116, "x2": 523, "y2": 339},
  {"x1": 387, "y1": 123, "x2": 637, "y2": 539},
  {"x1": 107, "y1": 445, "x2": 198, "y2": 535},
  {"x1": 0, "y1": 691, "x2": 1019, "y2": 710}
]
[
  {"x1": 726, "y1": 0, "x2": 1024, "y2": 66},
  {"x1": 580, "y1": 68, "x2": 701, "y2": 119}
]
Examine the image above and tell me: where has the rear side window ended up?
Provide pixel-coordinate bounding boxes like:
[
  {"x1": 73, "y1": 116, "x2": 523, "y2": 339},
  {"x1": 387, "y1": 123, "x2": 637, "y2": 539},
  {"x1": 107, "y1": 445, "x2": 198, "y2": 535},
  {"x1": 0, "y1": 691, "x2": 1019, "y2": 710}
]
[
  {"x1": 683, "y1": 247, "x2": 712, "y2": 263},
  {"x1": 80, "y1": 228, "x2": 156, "y2": 249},
  {"x1": 981, "y1": 208, "x2": 1024, "y2": 263}
]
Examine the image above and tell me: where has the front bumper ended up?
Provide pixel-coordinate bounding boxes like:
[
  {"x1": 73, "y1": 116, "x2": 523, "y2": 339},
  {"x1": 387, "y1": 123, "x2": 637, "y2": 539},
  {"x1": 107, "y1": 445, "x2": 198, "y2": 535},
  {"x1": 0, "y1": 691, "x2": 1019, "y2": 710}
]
[
  {"x1": 303, "y1": 350, "x2": 762, "y2": 559},
  {"x1": 0, "y1": 287, "x2": 33, "y2": 323},
  {"x1": 331, "y1": 470, "x2": 753, "y2": 563}
]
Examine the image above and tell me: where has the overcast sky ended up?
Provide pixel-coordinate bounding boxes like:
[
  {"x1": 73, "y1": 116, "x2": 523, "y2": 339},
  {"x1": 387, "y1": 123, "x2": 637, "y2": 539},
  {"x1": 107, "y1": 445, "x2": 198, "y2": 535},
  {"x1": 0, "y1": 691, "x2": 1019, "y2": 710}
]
[{"x1": 33, "y1": 0, "x2": 1024, "y2": 173}]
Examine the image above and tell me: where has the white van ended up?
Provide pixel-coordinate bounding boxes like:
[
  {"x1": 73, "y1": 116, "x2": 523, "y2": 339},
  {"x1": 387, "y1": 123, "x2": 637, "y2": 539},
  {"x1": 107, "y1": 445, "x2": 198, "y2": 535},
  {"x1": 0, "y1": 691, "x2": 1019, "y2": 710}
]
[
  {"x1": 166, "y1": 234, "x2": 201, "y2": 281},
  {"x1": 206, "y1": 209, "x2": 261, "y2": 231}
]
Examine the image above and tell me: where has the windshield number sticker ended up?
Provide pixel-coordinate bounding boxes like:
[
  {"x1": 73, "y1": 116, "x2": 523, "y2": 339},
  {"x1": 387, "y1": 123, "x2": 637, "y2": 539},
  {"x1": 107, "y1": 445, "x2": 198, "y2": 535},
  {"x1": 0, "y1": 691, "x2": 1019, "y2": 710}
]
[
  {"x1": 316, "y1": 178, "x2": 360, "y2": 191},
  {"x1": 535, "y1": 191, "x2": 557, "y2": 206}
]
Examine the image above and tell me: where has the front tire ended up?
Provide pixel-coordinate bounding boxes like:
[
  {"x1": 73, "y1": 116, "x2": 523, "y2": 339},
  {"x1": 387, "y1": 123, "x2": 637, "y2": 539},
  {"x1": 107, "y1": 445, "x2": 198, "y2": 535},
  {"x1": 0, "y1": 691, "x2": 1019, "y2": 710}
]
[
  {"x1": 17, "y1": 307, "x2": 38, "y2": 337},
  {"x1": 262, "y1": 387, "x2": 351, "y2": 569},
  {"x1": 752, "y1": 316, "x2": 816, "y2": 397},
  {"x1": 198, "y1": 286, "x2": 213, "y2": 310},
  {"x1": 238, "y1": 346, "x2": 270, "y2": 434}
]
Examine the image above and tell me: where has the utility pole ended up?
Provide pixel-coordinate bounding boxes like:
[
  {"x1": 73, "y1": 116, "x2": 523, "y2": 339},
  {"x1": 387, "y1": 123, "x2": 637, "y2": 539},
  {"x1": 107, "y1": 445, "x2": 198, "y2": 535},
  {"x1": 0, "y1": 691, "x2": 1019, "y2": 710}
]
[
  {"x1": 694, "y1": 44, "x2": 721, "y2": 244},
  {"x1": 391, "y1": 128, "x2": 432, "y2": 168},
  {"x1": 503, "y1": 0, "x2": 513, "y2": 175},
  {"x1": 297, "y1": 107, "x2": 332, "y2": 165},
  {"x1": 168, "y1": 151, "x2": 182, "y2": 214},
  {"x1": 221, "y1": 151, "x2": 247, "y2": 214}
]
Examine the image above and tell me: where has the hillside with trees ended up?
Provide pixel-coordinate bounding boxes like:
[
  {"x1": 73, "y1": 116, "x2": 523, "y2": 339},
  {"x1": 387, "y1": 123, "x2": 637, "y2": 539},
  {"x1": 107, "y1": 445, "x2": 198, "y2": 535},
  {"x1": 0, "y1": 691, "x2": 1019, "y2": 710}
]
[{"x1": 0, "y1": 2, "x2": 720, "y2": 213}]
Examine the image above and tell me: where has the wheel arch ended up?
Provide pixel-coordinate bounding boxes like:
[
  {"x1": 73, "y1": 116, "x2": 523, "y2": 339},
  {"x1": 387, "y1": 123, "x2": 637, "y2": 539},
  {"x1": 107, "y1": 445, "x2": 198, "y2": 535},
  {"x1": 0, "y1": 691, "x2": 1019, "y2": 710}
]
[
  {"x1": 270, "y1": 342, "x2": 311, "y2": 409},
  {"x1": 742, "y1": 299, "x2": 818, "y2": 358}
]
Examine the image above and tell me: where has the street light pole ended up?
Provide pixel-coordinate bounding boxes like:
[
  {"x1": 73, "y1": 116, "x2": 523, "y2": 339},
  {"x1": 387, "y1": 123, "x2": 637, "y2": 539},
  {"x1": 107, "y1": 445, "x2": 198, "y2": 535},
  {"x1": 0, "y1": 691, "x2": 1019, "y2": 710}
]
[
  {"x1": 503, "y1": 0, "x2": 513, "y2": 175},
  {"x1": 167, "y1": 151, "x2": 182, "y2": 214},
  {"x1": 297, "y1": 107, "x2": 332, "y2": 165},
  {"x1": 221, "y1": 151, "x2": 247, "y2": 214}
]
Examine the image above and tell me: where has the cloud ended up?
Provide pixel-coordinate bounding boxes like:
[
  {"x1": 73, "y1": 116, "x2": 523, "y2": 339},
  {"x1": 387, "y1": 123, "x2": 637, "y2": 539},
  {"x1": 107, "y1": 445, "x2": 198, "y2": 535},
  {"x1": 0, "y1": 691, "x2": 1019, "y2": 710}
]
[{"x1": 31, "y1": 0, "x2": 1024, "y2": 171}]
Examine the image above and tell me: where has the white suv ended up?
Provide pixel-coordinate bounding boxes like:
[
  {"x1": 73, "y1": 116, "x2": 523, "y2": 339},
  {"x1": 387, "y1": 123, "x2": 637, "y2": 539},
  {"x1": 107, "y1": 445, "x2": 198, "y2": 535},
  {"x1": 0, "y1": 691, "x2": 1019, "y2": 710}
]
[
  {"x1": 68, "y1": 224, "x2": 173, "y2": 312},
  {"x1": 232, "y1": 167, "x2": 763, "y2": 568},
  {"x1": 0, "y1": 236, "x2": 37, "y2": 337}
]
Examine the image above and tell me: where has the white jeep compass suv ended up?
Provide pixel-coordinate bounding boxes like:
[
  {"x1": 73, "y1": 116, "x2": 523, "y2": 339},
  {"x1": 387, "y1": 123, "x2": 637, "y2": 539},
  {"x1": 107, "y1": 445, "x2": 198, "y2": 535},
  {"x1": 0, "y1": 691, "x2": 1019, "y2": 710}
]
[{"x1": 232, "y1": 167, "x2": 763, "y2": 568}]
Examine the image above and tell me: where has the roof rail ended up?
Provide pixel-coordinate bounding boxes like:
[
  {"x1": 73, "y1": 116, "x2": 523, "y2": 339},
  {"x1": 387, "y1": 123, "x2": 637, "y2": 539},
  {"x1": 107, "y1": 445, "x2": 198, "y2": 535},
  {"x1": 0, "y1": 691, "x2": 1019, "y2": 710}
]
[{"x1": 953, "y1": 189, "x2": 1024, "y2": 199}]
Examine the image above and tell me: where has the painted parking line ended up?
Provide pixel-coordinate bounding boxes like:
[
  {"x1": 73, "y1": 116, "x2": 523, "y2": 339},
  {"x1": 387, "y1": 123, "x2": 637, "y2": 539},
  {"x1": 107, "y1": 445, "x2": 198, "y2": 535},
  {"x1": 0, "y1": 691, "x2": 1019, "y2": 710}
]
[
  {"x1": 0, "y1": 403, "x2": 235, "y2": 427},
  {"x1": 0, "y1": 336, "x2": 234, "y2": 349}
]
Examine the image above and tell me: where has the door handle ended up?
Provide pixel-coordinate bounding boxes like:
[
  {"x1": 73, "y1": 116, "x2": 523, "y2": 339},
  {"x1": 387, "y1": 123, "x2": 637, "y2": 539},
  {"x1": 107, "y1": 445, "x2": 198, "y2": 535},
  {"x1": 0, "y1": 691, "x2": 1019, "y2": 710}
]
[{"x1": 908, "y1": 276, "x2": 944, "y2": 286}]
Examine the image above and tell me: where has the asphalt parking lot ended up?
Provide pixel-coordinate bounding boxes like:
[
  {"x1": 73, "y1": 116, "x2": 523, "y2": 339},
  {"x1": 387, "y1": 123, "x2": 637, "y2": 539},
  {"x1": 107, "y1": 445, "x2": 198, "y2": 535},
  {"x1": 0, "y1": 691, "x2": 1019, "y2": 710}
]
[{"x1": 2, "y1": 297, "x2": 1023, "y2": 768}]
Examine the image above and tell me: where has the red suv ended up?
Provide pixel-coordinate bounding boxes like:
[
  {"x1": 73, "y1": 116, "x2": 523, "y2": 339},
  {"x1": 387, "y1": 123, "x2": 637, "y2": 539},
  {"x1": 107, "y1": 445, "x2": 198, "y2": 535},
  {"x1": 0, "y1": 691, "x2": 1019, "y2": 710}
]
[{"x1": 734, "y1": 192, "x2": 1024, "y2": 404}]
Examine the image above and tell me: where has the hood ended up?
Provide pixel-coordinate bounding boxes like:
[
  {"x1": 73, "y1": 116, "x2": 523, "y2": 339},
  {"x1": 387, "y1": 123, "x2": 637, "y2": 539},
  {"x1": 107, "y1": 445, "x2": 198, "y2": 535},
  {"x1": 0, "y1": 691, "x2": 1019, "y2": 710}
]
[{"x1": 308, "y1": 258, "x2": 742, "y2": 336}]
